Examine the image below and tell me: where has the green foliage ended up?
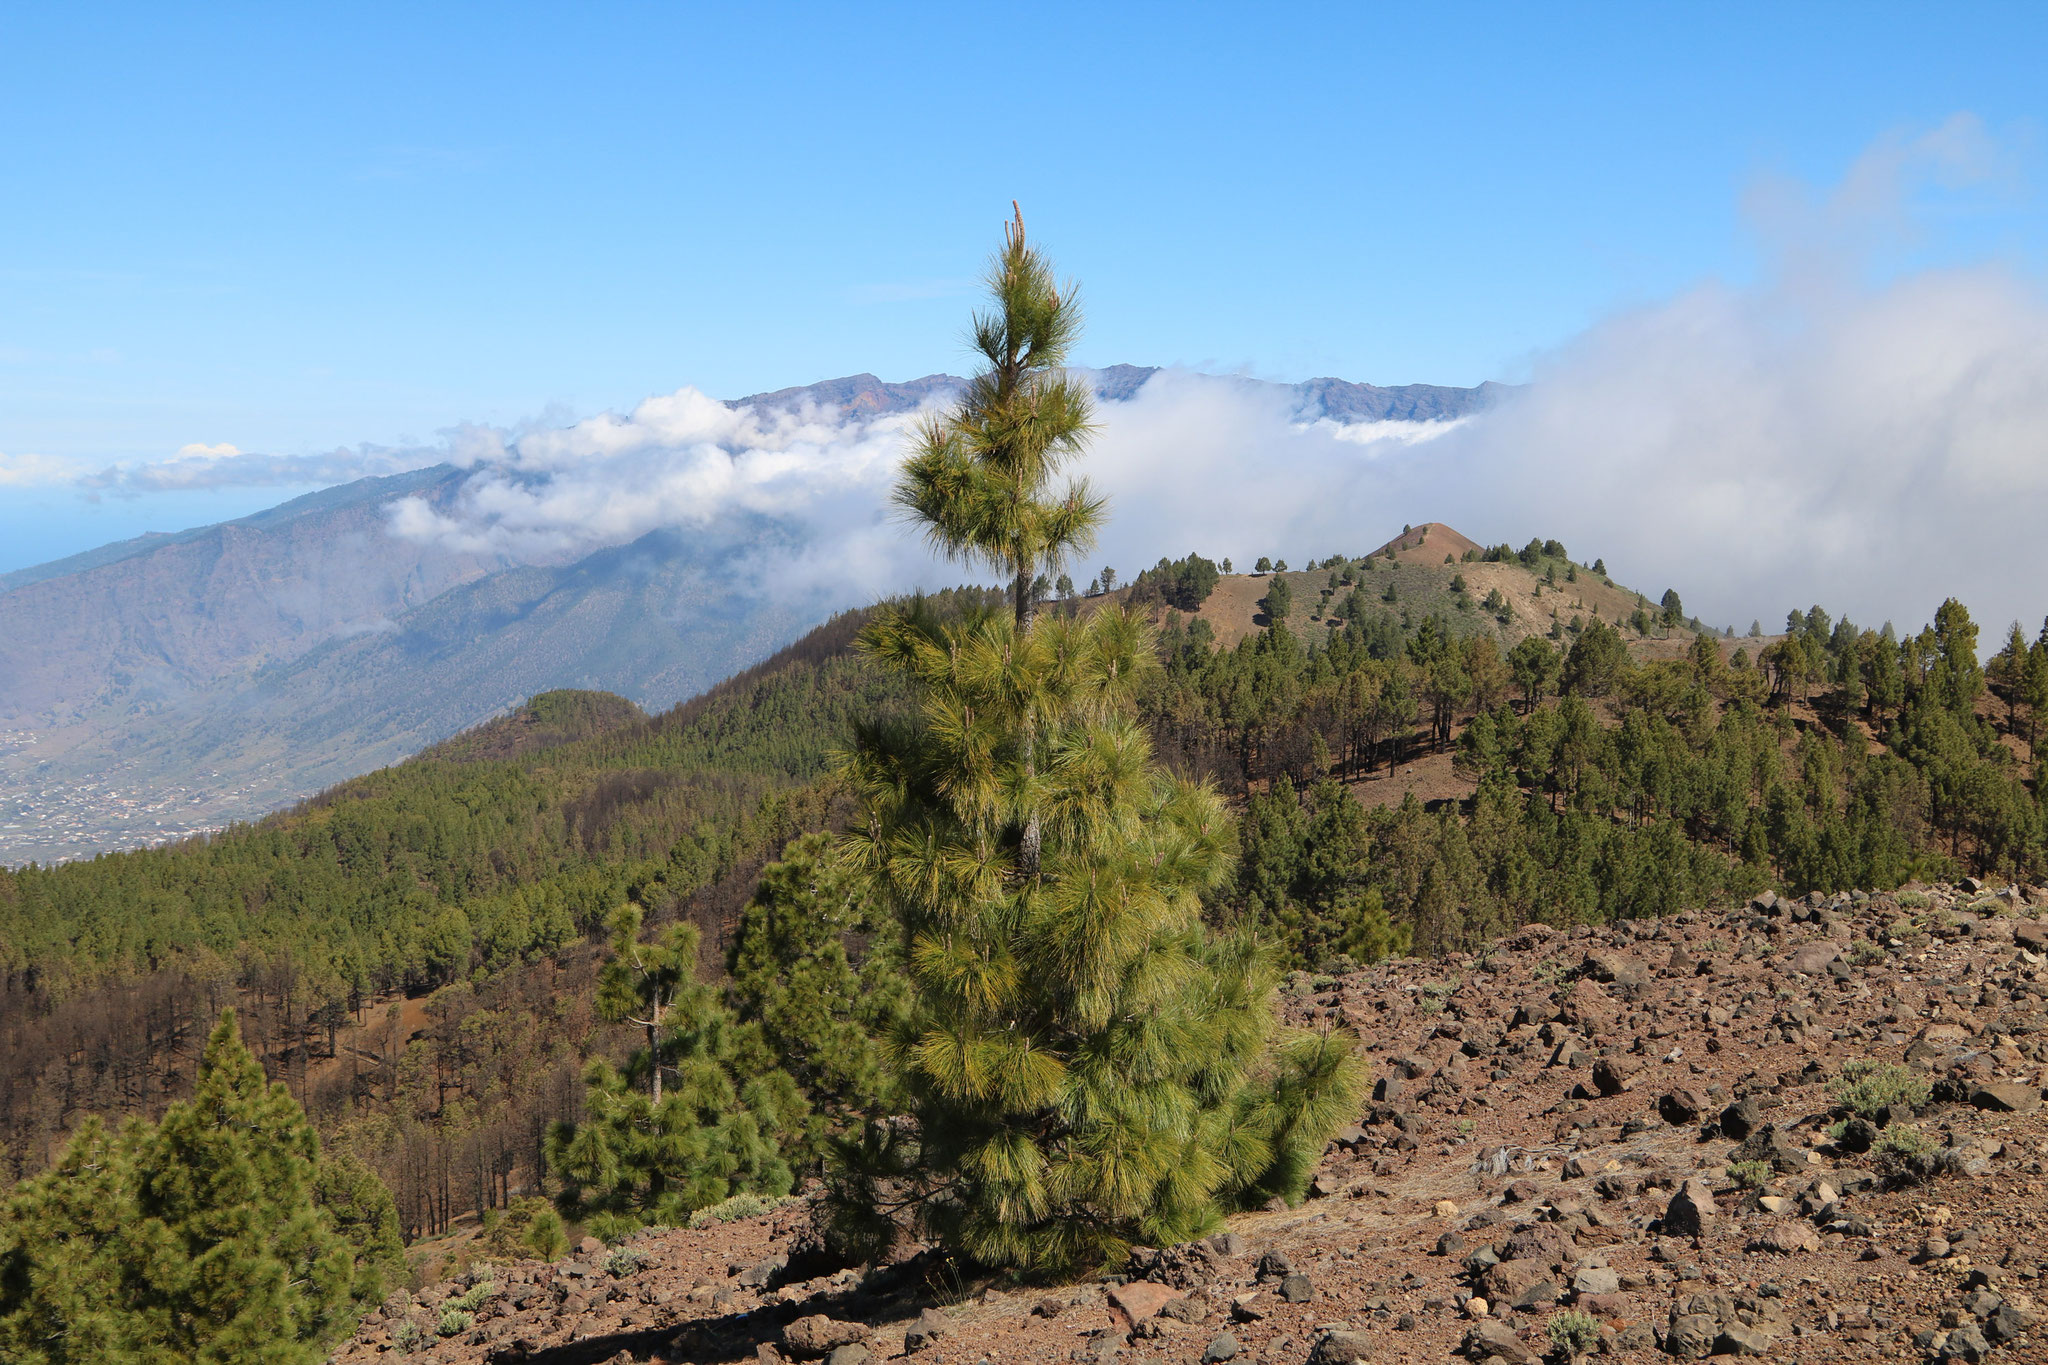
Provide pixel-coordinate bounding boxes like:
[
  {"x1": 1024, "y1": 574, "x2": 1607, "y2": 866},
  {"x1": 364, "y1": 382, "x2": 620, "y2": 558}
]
[
  {"x1": 1264, "y1": 573, "x2": 1293, "y2": 623},
  {"x1": 1870, "y1": 1122, "x2": 1938, "y2": 1182},
  {"x1": 0, "y1": 1011, "x2": 371, "y2": 1364},
  {"x1": 447, "y1": 1279, "x2": 496, "y2": 1312},
  {"x1": 1725, "y1": 1159, "x2": 1772, "y2": 1190},
  {"x1": 727, "y1": 832, "x2": 906, "y2": 1131},
  {"x1": 545, "y1": 908, "x2": 802, "y2": 1239},
  {"x1": 685, "y1": 1192, "x2": 781, "y2": 1228},
  {"x1": 1132, "y1": 553, "x2": 1222, "y2": 612},
  {"x1": 1831, "y1": 1060, "x2": 1930, "y2": 1119},
  {"x1": 1561, "y1": 618, "x2": 1629, "y2": 696},
  {"x1": 1547, "y1": 1309, "x2": 1601, "y2": 1355},
  {"x1": 522, "y1": 1207, "x2": 568, "y2": 1261},
  {"x1": 831, "y1": 221, "x2": 1362, "y2": 1277},
  {"x1": 435, "y1": 1308, "x2": 474, "y2": 1338},
  {"x1": 603, "y1": 1246, "x2": 648, "y2": 1278}
]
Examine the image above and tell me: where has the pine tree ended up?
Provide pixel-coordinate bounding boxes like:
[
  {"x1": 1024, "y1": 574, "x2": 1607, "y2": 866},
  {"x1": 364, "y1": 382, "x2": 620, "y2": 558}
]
[
  {"x1": 830, "y1": 210, "x2": 1361, "y2": 1277},
  {"x1": 0, "y1": 1010, "x2": 371, "y2": 1365},
  {"x1": 546, "y1": 908, "x2": 803, "y2": 1240}
]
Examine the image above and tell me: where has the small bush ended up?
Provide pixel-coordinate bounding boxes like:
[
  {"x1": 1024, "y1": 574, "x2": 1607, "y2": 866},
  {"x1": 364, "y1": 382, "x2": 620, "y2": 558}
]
[
  {"x1": 1871, "y1": 1122, "x2": 1939, "y2": 1182},
  {"x1": 605, "y1": 1246, "x2": 649, "y2": 1278},
  {"x1": 436, "y1": 1308, "x2": 475, "y2": 1338},
  {"x1": 1874, "y1": 1123, "x2": 1936, "y2": 1159},
  {"x1": 686, "y1": 1192, "x2": 779, "y2": 1229},
  {"x1": 1848, "y1": 939, "x2": 1886, "y2": 966},
  {"x1": 1895, "y1": 891, "x2": 1931, "y2": 910},
  {"x1": 448, "y1": 1280, "x2": 496, "y2": 1312},
  {"x1": 523, "y1": 1207, "x2": 568, "y2": 1261},
  {"x1": 1831, "y1": 1060, "x2": 1929, "y2": 1119},
  {"x1": 1547, "y1": 1309, "x2": 1601, "y2": 1355},
  {"x1": 393, "y1": 1320, "x2": 425, "y2": 1354},
  {"x1": 1726, "y1": 1160, "x2": 1772, "y2": 1190}
]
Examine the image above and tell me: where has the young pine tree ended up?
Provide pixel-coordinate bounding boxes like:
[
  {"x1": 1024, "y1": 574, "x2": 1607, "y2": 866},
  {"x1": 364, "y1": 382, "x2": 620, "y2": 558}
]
[
  {"x1": 0, "y1": 1010, "x2": 381, "y2": 1365},
  {"x1": 831, "y1": 209, "x2": 1362, "y2": 1277},
  {"x1": 547, "y1": 907, "x2": 803, "y2": 1240}
]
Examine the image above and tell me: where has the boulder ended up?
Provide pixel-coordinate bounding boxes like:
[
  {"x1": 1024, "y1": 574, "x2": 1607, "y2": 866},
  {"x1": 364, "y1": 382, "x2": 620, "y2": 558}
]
[
  {"x1": 1107, "y1": 1282, "x2": 1178, "y2": 1323},
  {"x1": 1309, "y1": 1332, "x2": 1375, "y2": 1365},
  {"x1": 1460, "y1": 1319, "x2": 1538, "y2": 1363},
  {"x1": 1277, "y1": 1273, "x2": 1315, "y2": 1303},
  {"x1": 1719, "y1": 1096, "x2": 1764, "y2": 1139},
  {"x1": 1972, "y1": 1082, "x2": 2043, "y2": 1115},
  {"x1": 1665, "y1": 1179, "x2": 1717, "y2": 1238},
  {"x1": 1591, "y1": 1057, "x2": 1637, "y2": 1096},
  {"x1": 781, "y1": 1317, "x2": 868, "y2": 1359},
  {"x1": 1747, "y1": 1221, "x2": 1820, "y2": 1255},
  {"x1": 901, "y1": 1308, "x2": 951, "y2": 1353},
  {"x1": 1202, "y1": 1332, "x2": 1241, "y2": 1363},
  {"x1": 1788, "y1": 942, "x2": 1841, "y2": 975},
  {"x1": 1571, "y1": 1266, "x2": 1620, "y2": 1297},
  {"x1": 1716, "y1": 1323, "x2": 1774, "y2": 1356},
  {"x1": 1658, "y1": 1088, "x2": 1704, "y2": 1125}
]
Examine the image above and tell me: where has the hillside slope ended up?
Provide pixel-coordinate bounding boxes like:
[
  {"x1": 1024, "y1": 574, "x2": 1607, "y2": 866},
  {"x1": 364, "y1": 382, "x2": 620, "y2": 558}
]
[{"x1": 334, "y1": 878, "x2": 2048, "y2": 1365}]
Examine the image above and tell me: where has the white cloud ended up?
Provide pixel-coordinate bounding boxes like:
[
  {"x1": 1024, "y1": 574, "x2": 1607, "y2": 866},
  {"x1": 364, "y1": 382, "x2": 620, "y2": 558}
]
[
  {"x1": 0, "y1": 452, "x2": 85, "y2": 487},
  {"x1": 387, "y1": 116, "x2": 2048, "y2": 647}
]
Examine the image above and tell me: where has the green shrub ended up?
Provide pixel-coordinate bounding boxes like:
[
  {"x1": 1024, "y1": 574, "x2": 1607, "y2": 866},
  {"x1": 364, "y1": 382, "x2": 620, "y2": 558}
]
[
  {"x1": 393, "y1": 1319, "x2": 425, "y2": 1354},
  {"x1": 448, "y1": 1280, "x2": 496, "y2": 1312},
  {"x1": 1831, "y1": 1060, "x2": 1929, "y2": 1119},
  {"x1": 436, "y1": 1308, "x2": 475, "y2": 1338},
  {"x1": 1874, "y1": 1124, "x2": 1936, "y2": 1158},
  {"x1": 1726, "y1": 1160, "x2": 1772, "y2": 1190},
  {"x1": 1895, "y1": 891, "x2": 1931, "y2": 910},
  {"x1": 1547, "y1": 1309, "x2": 1601, "y2": 1355},
  {"x1": 1871, "y1": 1123, "x2": 1939, "y2": 1182},
  {"x1": 523, "y1": 1207, "x2": 568, "y2": 1261},
  {"x1": 605, "y1": 1246, "x2": 649, "y2": 1278},
  {"x1": 686, "y1": 1192, "x2": 780, "y2": 1228},
  {"x1": 1848, "y1": 939, "x2": 1886, "y2": 966}
]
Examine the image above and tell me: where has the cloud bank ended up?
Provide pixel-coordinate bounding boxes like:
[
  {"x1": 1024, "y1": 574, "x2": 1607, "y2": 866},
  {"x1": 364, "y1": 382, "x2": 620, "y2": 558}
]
[{"x1": 29, "y1": 115, "x2": 2048, "y2": 646}]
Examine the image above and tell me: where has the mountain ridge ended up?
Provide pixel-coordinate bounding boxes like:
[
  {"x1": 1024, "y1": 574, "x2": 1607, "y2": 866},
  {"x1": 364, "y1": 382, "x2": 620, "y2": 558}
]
[{"x1": 0, "y1": 367, "x2": 1505, "y2": 863}]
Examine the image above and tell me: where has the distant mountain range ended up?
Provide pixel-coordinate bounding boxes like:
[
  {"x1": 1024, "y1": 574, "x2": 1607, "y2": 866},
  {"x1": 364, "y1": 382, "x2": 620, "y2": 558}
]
[{"x1": 0, "y1": 368, "x2": 1503, "y2": 863}]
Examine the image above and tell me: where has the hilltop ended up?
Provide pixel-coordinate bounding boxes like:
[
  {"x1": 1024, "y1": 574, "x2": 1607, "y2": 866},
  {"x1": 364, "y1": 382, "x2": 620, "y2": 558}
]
[
  {"x1": 334, "y1": 877, "x2": 2048, "y2": 1365},
  {"x1": 1144, "y1": 524, "x2": 1699, "y2": 654}
]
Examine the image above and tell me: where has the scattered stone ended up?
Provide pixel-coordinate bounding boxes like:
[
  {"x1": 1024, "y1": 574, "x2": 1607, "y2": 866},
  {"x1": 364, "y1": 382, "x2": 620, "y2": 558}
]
[
  {"x1": 1972, "y1": 1082, "x2": 2043, "y2": 1115},
  {"x1": 901, "y1": 1308, "x2": 951, "y2": 1353},
  {"x1": 1107, "y1": 1283, "x2": 1177, "y2": 1324},
  {"x1": 1277, "y1": 1274, "x2": 1315, "y2": 1304},
  {"x1": 1591, "y1": 1056, "x2": 1637, "y2": 1096},
  {"x1": 782, "y1": 1317, "x2": 868, "y2": 1360},
  {"x1": 1658, "y1": 1088, "x2": 1704, "y2": 1124},
  {"x1": 1747, "y1": 1221, "x2": 1820, "y2": 1255},
  {"x1": 1459, "y1": 1319, "x2": 1537, "y2": 1364},
  {"x1": 1719, "y1": 1096, "x2": 1764, "y2": 1139},
  {"x1": 1308, "y1": 1331, "x2": 1374, "y2": 1365},
  {"x1": 1201, "y1": 1331, "x2": 1241, "y2": 1363},
  {"x1": 1665, "y1": 1178, "x2": 1717, "y2": 1238}
]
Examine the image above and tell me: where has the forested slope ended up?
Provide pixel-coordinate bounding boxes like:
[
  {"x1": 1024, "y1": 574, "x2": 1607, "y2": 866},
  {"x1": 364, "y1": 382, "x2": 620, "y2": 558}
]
[{"x1": 3, "y1": 541, "x2": 2043, "y2": 1248}]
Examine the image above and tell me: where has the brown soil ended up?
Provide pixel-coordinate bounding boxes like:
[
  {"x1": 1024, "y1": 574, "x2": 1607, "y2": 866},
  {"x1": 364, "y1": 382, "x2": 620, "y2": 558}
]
[{"x1": 335, "y1": 879, "x2": 2048, "y2": 1365}]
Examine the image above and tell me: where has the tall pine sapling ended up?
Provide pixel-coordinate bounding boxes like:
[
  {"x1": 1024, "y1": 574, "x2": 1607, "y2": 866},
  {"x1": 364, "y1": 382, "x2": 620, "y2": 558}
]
[{"x1": 829, "y1": 208, "x2": 1362, "y2": 1278}]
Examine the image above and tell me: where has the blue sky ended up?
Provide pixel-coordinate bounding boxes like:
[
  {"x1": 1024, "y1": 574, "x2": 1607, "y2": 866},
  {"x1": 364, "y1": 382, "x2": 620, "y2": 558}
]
[{"x1": 3, "y1": 2, "x2": 2046, "y2": 573}]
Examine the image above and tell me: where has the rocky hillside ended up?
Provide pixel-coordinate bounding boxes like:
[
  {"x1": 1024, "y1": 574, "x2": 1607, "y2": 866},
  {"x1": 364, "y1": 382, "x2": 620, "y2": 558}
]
[{"x1": 335, "y1": 878, "x2": 2048, "y2": 1365}]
